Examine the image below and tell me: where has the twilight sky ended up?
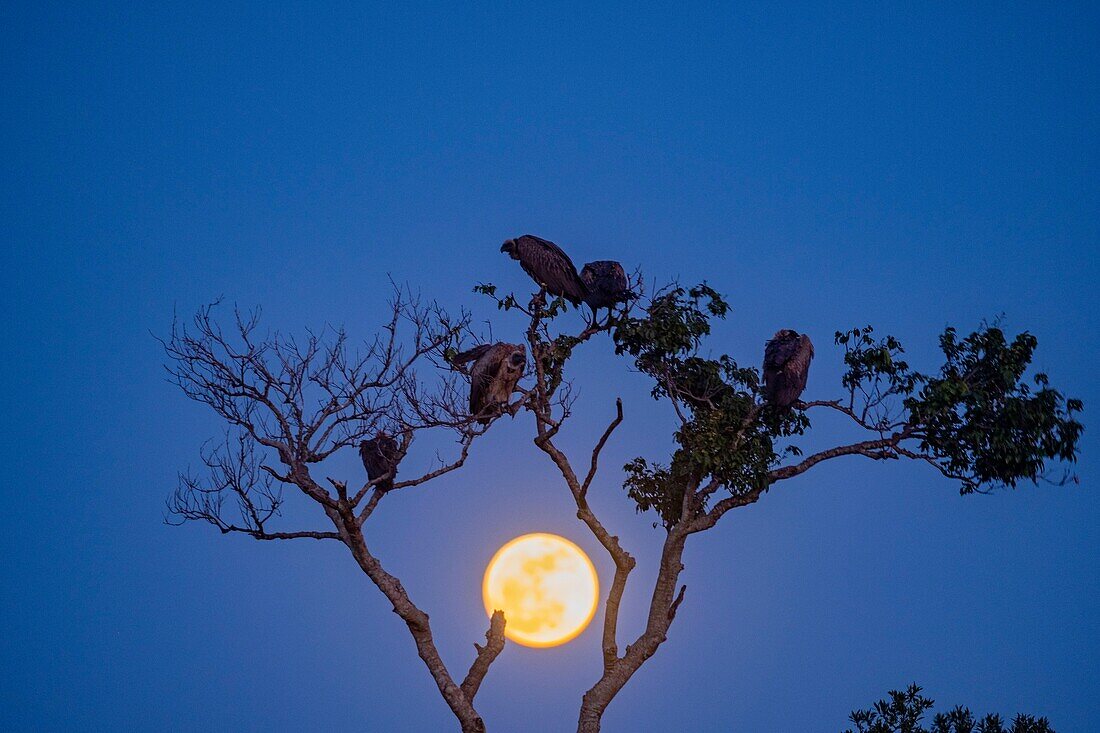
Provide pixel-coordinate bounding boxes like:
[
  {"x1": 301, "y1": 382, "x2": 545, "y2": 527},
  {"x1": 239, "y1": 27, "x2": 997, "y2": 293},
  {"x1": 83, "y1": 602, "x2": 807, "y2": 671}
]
[{"x1": 2, "y1": 2, "x2": 1098, "y2": 730}]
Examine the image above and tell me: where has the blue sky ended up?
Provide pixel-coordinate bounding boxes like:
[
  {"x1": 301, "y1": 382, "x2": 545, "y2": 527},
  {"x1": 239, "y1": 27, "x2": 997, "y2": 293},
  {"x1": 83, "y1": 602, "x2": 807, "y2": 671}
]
[{"x1": 1, "y1": 2, "x2": 1097, "y2": 730}]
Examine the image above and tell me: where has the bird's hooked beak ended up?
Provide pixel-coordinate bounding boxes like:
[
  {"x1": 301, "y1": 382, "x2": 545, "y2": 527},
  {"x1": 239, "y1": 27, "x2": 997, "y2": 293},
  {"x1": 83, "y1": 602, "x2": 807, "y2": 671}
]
[{"x1": 500, "y1": 239, "x2": 517, "y2": 258}]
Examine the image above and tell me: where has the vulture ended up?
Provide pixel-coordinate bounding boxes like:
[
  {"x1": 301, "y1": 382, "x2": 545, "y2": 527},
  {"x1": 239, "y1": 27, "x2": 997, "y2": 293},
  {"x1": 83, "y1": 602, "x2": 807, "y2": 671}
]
[
  {"x1": 762, "y1": 330, "x2": 814, "y2": 409},
  {"x1": 359, "y1": 433, "x2": 399, "y2": 492},
  {"x1": 500, "y1": 235, "x2": 588, "y2": 306},
  {"x1": 580, "y1": 260, "x2": 634, "y2": 312},
  {"x1": 451, "y1": 342, "x2": 527, "y2": 424}
]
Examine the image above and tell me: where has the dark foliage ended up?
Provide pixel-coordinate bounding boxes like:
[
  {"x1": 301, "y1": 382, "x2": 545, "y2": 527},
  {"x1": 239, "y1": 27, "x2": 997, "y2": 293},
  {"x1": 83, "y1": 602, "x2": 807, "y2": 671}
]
[
  {"x1": 836, "y1": 326, "x2": 922, "y2": 402},
  {"x1": 905, "y1": 327, "x2": 1083, "y2": 493},
  {"x1": 837, "y1": 325, "x2": 1084, "y2": 493},
  {"x1": 845, "y1": 684, "x2": 1055, "y2": 733},
  {"x1": 613, "y1": 286, "x2": 806, "y2": 527},
  {"x1": 611, "y1": 286, "x2": 1082, "y2": 527}
]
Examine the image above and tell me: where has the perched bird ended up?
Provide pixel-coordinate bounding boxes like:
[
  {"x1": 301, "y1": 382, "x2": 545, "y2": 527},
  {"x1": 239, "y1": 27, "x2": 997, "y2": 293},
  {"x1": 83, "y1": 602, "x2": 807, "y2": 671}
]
[
  {"x1": 500, "y1": 235, "x2": 588, "y2": 306},
  {"x1": 359, "y1": 433, "x2": 400, "y2": 492},
  {"x1": 452, "y1": 343, "x2": 527, "y2": 424},
  {"x1": 580, "y1": 260, "x2": 634, "y2": 312},
  {"x1": 762, "y1": 330, "x2": 814, "y2": 409}
]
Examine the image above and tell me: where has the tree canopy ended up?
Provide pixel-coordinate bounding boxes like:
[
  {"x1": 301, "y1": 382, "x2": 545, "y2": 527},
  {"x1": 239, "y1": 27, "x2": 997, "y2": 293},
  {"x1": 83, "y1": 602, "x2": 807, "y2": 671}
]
[
  {"x1": 607, "y1": 287, "x2": 1082, "y2": 529},
  {"x1": 846, "y1": 684, "x2": 1056, "y2": 733},
  {"x1": 164, "y1": 270, "x2": 1082, "y2": 732}
]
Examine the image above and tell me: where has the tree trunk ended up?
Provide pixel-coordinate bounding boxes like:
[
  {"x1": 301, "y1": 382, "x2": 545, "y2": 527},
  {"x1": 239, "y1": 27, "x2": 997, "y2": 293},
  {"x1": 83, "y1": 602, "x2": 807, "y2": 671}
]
[
  {"x1": 576, "y1": 530, "x2": 688, "y2": 732},
  {"x1": 338, "y1": 512, "x2": 487, "y2": 732}
]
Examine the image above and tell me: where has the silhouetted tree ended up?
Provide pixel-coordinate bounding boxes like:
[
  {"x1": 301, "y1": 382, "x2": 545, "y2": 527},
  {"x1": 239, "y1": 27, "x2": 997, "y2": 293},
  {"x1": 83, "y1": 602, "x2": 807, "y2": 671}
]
[
  {"x1": 478, "y1": 279, "x2": 1080, "y2": 732},
  {"x1": 165, "y1": 262, "x2": 1082, "y2": 732},
  {"x1": 846, "y1": 684, "x2": 1055, "y2": 733},
  {"x1": 162, "y1": 288, "x2": 512, "y2": 733}
]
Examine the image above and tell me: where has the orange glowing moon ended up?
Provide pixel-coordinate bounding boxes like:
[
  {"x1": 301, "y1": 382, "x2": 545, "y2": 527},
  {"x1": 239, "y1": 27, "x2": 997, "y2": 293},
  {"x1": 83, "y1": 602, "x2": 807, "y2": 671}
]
[{"x1": 482, "y1": 533, "x2": 599, "y2": 648}]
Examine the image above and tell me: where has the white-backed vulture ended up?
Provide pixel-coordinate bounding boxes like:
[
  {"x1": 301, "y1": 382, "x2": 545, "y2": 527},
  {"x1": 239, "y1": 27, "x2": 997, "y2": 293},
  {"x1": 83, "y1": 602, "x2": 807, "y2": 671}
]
[
  {"x1": 762, "y1": 330, "x2": 814, "y2": 409},
  {"x1": 359, "y1": 433, "x2": 399, "y2": 492},
  {"x1": 452, "y1": 342, "x2": 527, "y2": 424},
  {"x1": 500, "y1": 234, "x2": 588, "y2": 306},
  {"x1": 580, "y1": 260, "x2": 633, "y2": 311}
]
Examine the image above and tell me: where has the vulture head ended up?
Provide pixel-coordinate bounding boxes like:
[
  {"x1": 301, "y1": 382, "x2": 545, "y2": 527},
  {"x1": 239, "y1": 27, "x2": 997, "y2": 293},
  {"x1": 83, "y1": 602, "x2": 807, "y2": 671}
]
[
  {"x1": 500, "y1": 238, "x2": 520, "y2": 259},
  {"x1": 506, "y1": 346, "x2": 526, "y2": 370},
  {"x1": 495, "y1": 344, "x2": 527, "y2": 387}
]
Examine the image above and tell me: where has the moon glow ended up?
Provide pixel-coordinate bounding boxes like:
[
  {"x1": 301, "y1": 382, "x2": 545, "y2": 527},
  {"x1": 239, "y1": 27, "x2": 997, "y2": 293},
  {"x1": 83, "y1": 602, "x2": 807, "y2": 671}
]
[{"x1": 482, "y1": 533, "x2": 599, "y2": 648}]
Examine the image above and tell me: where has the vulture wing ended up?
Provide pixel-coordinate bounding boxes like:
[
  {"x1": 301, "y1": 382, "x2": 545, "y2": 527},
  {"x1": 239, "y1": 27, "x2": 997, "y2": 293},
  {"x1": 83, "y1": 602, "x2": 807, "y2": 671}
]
[
  {"x1": 468, "y1": 343, "x2": 507, "y2": 418},
  {"x1": 359, "y1": 434, "x2": 399, "y2": 492},
  {"x1": 764, "y1": 336, "x2": 802, "y2": 371},
  {"x1": 763, "y1": 332, "x2": 814, "y2": 408},
  {"x1": 787, "y1": 335, "x2": 814, "y2": 390},
  {"x1": 581, "y1": 260, "x2": 632, "y2": 309},
  {"x1": 515, "y1": 235, "x2": 589, "y2": 305},
  {"x1": 451, "y1": 343, "x2": 494, "y2": 373}
]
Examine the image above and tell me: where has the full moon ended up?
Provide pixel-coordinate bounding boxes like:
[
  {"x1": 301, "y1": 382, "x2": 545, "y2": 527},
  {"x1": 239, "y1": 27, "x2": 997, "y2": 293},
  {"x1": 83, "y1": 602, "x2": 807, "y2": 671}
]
[{"x1": 482, "y1": 533, "x2": 599, "y2": 648}]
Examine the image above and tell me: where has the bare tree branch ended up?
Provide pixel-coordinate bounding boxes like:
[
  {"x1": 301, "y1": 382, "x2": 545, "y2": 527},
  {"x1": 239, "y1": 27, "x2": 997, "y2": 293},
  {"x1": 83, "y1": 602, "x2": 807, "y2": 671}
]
[
  {"x1": 166, "y1": 431, "x2": 342, "y2": 541},
  {"x1": 336, "y1": 510, "x2": 489, "y2": 733},
  {"x1": 514, "y1": 296, "x2": 698, "y2": 700},
  {"x1": 691, "y1": 428, "x2": 914, "y2": 533},
  {"x1": 529, "y1": 397, "x2": 637, "y2": 672},
  {"x1": 582, "y1": 398, "x2": 624, "y2": 498},
  {"x1": 163, "y1": 291, "x2": 505, "y2": 733},
  {"x1": 461, "y1": 610, "x2": 506, "y2": 702}
]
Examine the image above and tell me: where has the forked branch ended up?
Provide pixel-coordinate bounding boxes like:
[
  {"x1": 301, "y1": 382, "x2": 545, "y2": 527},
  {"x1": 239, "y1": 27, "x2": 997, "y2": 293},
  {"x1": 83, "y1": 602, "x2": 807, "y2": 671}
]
[
  {"x1": 461, "y1": 610, "x2": 507, "y2": 702},
  {"x1": 164, "y1": 293, "x2": 508, "y2": 733}
]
